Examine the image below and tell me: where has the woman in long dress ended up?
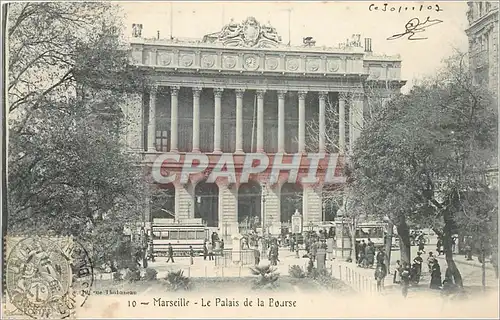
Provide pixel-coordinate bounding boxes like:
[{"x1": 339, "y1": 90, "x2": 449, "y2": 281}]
[
  {"x1": 375, "y1": 262, "x2": 387, "y2": 292},
  {"x1": 430, "y1": 260, "x2": 442, "y2": 289}
]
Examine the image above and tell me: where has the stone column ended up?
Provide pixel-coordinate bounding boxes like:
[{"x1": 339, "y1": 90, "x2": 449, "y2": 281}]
[
  {"x1": 277, "y1": 90, "x2": 286, "y2": 153},
  {"x1": 263, "y1": 183, "x2": 281, "y2": 236},
  {"x1": 174, "y1": 182, "x2": 195, "y2": 221},
  {"x1": 214, "y1": 88, "x2": 224, "y2": 153},
  {"x1": 235, "y1": 89, "x2": 245, "y2": 153},
  {"x1": 217, "y1": 181, "x2": 239, "y2": 243},
  {"x1": 147, "y1": 85, "x2": 158, "y2": 152},
  {"x1": 256, "y1": 90, "x2": 266, "y2": 153},
  {"x1": 338, "y1": 94, "x2": 346, "y2": 155},
  {"x1": 303, "y1": 184, "x2": 323, "y2": 224},
  {"x1": 350, "y1": 93, "x2": 364, "y2": 148},
  {"x1": 298, "y1": 91, "x2": 307, "y2": 153},
  {"x1": 192, "y1": 87, "x2": 202, "y2": 152},
  {"x1": 124, "y1": 93, "x2": 143, "y2": 151},
  {"x1": 170, "y1": 86, "x2": 180, "y2": 152},
  {"x1": 318, "y1": 91, "x2": 327, "y2": 153}
]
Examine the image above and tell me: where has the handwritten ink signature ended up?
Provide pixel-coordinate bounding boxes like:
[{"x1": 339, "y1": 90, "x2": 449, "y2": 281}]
[{"x1": 387, "y1": 16, "x2": 444, "y2": 41}]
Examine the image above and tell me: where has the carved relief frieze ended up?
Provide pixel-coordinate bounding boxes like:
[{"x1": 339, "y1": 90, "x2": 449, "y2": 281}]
[
  {"x1": 286, "y1": 57, "x2": 300, "y2": 71},
  {"x1": 327, "y1": 59, "x2": 340, "y2": 72},
  {"x1": 266, "y1": 56, "x2": 279, "y2": 70},
  {"x1": 157, "y1": 51, "x2": 172, "y2": 66},
  {"x1": 243, "y1": 54, "x2": 260, "y2": 70},
  {"x1": 180, "y1": 53, "x2": 195, "y2": 67},
  {"x1": 223, "y1": 54, "x2": 237, "y2": 69},
  {"x1": 201, "y1": 54, "x2": 216, "y2": 68},
  {"x1": 131, "y1": 50, "x2": 143, "y2": 64},
  {"x1": 369, "y1": 68, "x2": 381, "y2": 79},
  {"x1": 306, "y1": 58, "x2": 321, "y2": 72}
]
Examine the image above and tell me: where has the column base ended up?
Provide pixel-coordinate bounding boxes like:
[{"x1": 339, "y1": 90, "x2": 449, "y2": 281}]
[
  {"x1": 192, "y1": 148, "x2": 201, "y2": 153},
  {"x1": 147, "y1": 148, "x2": 157, "y2": 153},
  {"x1": 256, "y1": 148, "x2": 265, "y2": 153},
  {"x1": 234, "y1": 149, "x2": 244, "y2": 154},
  {"x1": 213, "y1": 149, "x2": 222, "y2": 154},
  {"x1": 170, "y1": 148, "x2": 179, "y2": 153}
]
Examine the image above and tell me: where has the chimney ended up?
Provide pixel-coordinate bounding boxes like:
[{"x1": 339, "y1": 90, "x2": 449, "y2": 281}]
[{"x1": 364, "y1": 38, "x2": 372, "y2": 53}]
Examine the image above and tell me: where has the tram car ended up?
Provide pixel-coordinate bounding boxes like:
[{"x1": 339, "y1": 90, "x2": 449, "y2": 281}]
[{"x1": 151, "y1": 218, "x2": 209, "y2": 257}]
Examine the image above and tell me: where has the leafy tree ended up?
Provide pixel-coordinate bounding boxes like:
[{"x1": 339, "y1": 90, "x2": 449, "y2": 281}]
[
  {"x1": 7, "y1": 2, "x2": 148, "y2": 265},
  {"x1": 351, "y1": 52, "x2": 497, "y2": 286},
  {"x1": 306, "y1": 83, "x2": 401, "y2": 263}
]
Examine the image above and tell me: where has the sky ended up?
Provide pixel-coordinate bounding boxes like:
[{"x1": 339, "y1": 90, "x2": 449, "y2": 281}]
[{"x1": 119, "y1": 1, "x2": 469, "y2": 91}]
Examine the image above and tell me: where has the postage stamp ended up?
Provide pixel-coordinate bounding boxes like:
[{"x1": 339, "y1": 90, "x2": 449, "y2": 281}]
[
  {"x1": 2, "y1": 1, "x2": 499, "y2": 319},
  {"x1": 4, "y1": 236, "x2": 94, "y2": 319}
]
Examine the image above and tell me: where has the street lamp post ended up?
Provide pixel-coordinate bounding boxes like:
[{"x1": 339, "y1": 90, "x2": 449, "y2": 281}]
[{"x1": 261, "y1": 185, "x2": 267, "y2": 256}]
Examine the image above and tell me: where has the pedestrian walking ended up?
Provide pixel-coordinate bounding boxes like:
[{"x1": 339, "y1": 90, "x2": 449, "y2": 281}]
[
  {"x1": 254, "y1": 247, "x2": 261, "y2": 265},
  {"x1": 209, "y1": 243, "x2": 215, "y2": 261},
  {"x1": 166, "y1": 243, "x2": 175, "y2": 263},
  {"x1": 393, "y1": 260, "x2": 402, "y2": 284},
  {"x1": 189, "y1": 245, "x2": 194, "y2": 265},
  {"x1": 400, "y1": 262, "x2": 411, "y2": 298},
  {"x1": 430, "y1": 260, "x2": 442, "y2": 289},
  {"x1": 375, "y1": 262, "x2": 387, "y2": 292},
  {"x1": 203, "y1": 241, "x2": 208, "y2": 260},
  {"x1": 427, "y1": 252, "x2": 435, "y2": 273}
]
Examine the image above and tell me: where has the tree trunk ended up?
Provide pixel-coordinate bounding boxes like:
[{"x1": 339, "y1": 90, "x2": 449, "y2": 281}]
[
  {"x1": 396, "y1": 220, "x2": 411, "y2": 264},
  {"x1": 384, "y1": 221, "x2": 394, "y2": 273},
  {"x1": 443, "y1": 212, "x2": 463, "y2": 287},
  {"x1": 481, "y1": 248, "x2": 486, "y2": 290}
]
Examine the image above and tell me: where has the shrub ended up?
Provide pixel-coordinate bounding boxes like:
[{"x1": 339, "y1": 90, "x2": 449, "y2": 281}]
[
  {"x1": 113, "y1": 271, "x2": 123, "y2": 282},
  {"x1": 308, "y1": 267, "x2": 331, "y2": 280},
  {"x1": 124, "y1": 268, "x2": 141, "y2": 282},
  {"x1": 165, "y1": 270, "x2": 191, "y2": 291},
  {"x1": 249, "y1": 265, "x2": 279, "y2": 290},
  {"x1": 143, "y1": 268, "x2": 158, "y2": 281},
  {"x1": 289, "y1": 265, "x2": 306, "y2": 279}
]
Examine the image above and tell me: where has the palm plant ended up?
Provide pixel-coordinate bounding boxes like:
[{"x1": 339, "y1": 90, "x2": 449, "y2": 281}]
[
  {"x1": 249, "y1": 265, "x2": 279, "y2": 290},
  {"x1": 165, "y1": 270, "x2": 191, "y2": 291}
]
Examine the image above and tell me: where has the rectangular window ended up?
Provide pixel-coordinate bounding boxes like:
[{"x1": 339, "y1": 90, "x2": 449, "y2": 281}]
[
  {"x1": 161, "y1": 231, "x2": 170, "y2": 239},
  {"x1": 196, "y1": 230, "x2": 206, "y2": 240},
  {"x1": 169, "y1": 230, "x2": 179, "y2": 240},
  {"x1": 188, "y1": 231, "x2": 196, "y2": 239},
  {"x1": 155, "y1": 130, "x2": 169, "y2": 152},
  {"x1": 152, "y1": 231, "x2": 161, "y2": 240},
  {"x1": 179, "y1": 231, "x2": 188, "y2": 240}
]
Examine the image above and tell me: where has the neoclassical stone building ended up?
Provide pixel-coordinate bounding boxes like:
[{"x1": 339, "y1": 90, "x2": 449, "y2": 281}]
[
  {"x1": 123, "y1": 17, "x2": 405, "y2": 239},
  {"x1": 466, "y1": 1, "x2": 499, "y2": 91}
]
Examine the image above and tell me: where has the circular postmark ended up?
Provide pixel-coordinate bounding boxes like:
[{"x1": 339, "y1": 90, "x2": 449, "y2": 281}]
[{"x1": 5, "y1": 236, "x2": 94, "y2": 319}]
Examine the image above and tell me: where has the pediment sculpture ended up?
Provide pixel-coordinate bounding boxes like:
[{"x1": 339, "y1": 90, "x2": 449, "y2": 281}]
[{"x1": 203, "y1": 17, "x2": 282, "y2": 48}]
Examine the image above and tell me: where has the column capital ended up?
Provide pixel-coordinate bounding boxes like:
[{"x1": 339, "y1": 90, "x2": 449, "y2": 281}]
[
  {"x1": 298, "y1": 90, "x2": 307, "y2": 99},
  {"x1": 351, "y1": 92, "x2": 364, "y2": 101},
  {"x1": 192, "y1": 87, "x2": 202, "y2": 97},
  {"x1": 170, "y1": 86, "x2": 180, "y2": 96},
  {"x1": 150, "y1": 84, "x2": 158, "y2": 95},
  {"x1": 277, "y1": 90, "x2": 287, "y2": 99},
  {"x1": 214, "y1": 88, "x2": 224, "y2": 98},
  {"x1": 318, "y1": 91, "x2": 328, "y2": 100},
  {"x1": 338, "y1": 91, "x2": 350, "y2": 101},
  {"x1": 235, "y1": 88, "x2": 245, "y2": 98},
  {"x1": 256, "y1": 89, "x2": 266, "y2": 98}
]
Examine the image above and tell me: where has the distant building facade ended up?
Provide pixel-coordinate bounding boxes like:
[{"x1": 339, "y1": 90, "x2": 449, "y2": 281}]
[
  {"x1": 124, "y1": 17, "x2": 405, "y2": 239},
  {"x1": 466, "y1": 1, "x2": 499, "y2": 91}
]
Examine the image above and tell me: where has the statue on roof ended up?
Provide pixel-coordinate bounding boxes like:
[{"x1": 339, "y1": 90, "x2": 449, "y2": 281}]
[
  {"x1": 261, "y1": 20, "x2": 282, "y2": 43},
  {"x1": 203, "y1": 17, "x2": 282, "y2": 48}
]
